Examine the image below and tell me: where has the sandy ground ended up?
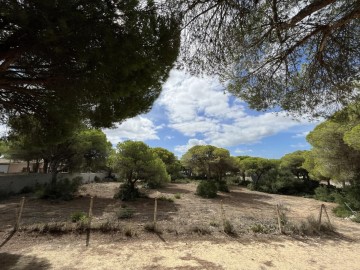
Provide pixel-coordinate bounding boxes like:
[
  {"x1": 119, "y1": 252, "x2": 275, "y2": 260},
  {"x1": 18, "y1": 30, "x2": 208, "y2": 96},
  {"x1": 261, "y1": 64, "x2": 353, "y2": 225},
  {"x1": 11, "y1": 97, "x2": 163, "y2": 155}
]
[
  {"x1": 1, "y1": 235, "x2": 360, "y2": 269},
  {"x1": 1, "y1": 182, "x2": 360, "y2": 269}
]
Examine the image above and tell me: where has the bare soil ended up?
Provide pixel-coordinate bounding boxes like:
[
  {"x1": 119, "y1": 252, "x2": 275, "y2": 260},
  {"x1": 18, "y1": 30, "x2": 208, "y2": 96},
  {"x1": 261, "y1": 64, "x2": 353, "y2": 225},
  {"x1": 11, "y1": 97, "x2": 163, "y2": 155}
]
[{"x1": 1, "y1": 182, "x2": 360, "y2": 269}]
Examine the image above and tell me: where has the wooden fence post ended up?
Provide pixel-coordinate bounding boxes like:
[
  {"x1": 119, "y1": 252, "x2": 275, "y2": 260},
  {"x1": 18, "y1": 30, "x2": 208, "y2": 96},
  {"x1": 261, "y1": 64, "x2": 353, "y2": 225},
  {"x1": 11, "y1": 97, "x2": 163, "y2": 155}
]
[
  {"x1": 318, "y1": 204, "x2": 323, "y2": 230},
  {"x1": 86, "y1": 196, "x2": 94, "y2": 247},
  {"x1": 276, "y1": 204, "x2": 283, "y2": 234},
  {"x1": 322, "y1": 205, "x2": 333, "y2": 229},
  {"x1": 14, "y1": 197, "x2": 25, "y2": 231},
  {"x1": 153, "y1": 198, "x2": 158, "y2": 229}
]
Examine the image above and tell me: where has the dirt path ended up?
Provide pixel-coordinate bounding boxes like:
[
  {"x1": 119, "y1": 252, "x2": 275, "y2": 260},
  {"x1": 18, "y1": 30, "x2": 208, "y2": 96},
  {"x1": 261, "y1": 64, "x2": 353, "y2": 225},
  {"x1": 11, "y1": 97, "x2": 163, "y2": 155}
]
[
  {"x1": 1, "y1": 182, "x2": 360, "y2": 269},
  {"x1": 1, "y1": 236, "x2": 360, "y2": 269}
]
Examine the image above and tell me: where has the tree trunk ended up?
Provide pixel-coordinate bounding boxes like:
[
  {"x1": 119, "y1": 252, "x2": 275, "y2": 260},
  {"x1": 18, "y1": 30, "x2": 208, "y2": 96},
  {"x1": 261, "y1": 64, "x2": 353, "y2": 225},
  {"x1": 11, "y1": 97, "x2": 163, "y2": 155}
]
[
  {"x1": 50, "y1": 162, "x2": 59, "y2": 185},
  {"x1": 43, "y1": 159, "x2": 49, "y2": 173},
  {"x1": 26, "y1": 160, "x2": 30, "y2": 172},
  {"x1": 327, "y1": 179, "x2": 331, "y2": 187}
]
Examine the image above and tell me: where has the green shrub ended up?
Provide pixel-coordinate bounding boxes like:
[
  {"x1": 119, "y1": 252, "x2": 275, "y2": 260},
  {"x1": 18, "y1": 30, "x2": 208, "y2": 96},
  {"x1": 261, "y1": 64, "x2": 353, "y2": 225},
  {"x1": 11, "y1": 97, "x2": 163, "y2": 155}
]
[
  {"x1": 174, "y1": 193, "x2": 181, "y2": 199},
  {"x1": 117, "y1": 207, "x2": 135, "y2": 219},
  {"x1": 216, "y1": 180, "x2": 230, "y2": 193},
  {"x1": 295, "y1": 215, "x2": 335, "y2": 236},
  {"x1": 114, "y1": 183, "x2": 140, "y2": 201},
  {"x1": 0, "y1": 190, "x2": 10, "y2": 201},
  {"x1": 37, "y1": 178, "x2": 81, "y2": 200},
  {"x1": 20, "y1": 186, "x2": 34, "y2": 194},
  {"x1": 223, "y1": 220, "x2": 236, "y2": 235},
  {"x1": 250, "y1": 224, "x2": 267, "y2": 233},
  {"x1": 94, "y1": 176, "x2": 101, "y2": 183},
  {"x1": 70, "y1": 211, "x2": 88, "y2": 223},
  {"x1": 158, "y1": 195, "x2": 174, "y2": 202},
  {"x1": 314, "y1": 186, "x2": 337, "y2": 202},
  {"x1": 196, "y1": 180, "x2": 217, "y2": 198},
  {"x1": 351, "y1": 214, "x2": 360, "y2": 223}
]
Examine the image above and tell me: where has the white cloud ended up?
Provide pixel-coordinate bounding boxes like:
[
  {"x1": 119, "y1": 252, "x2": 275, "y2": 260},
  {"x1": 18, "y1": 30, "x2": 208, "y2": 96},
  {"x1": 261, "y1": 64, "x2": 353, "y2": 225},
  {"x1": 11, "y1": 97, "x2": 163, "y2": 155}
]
[
  {"x1": 103, "y1": 116, "x2": 160, "y2": 145},
  {"x1": 174, "y1": 138, "x2": 207, "y2": 156},
  {"x1": 292, "y1": 131, "x2": 310, "y2": 138},
  {"x1": 290, "y1": 143, "x2": 309, "y2": 149},
  {"x1": 159, "y1": 70, "x2": 319, "y2": 148},
  {"x1": 234, "y1": 149, "x2": 253, "y2": 154}
]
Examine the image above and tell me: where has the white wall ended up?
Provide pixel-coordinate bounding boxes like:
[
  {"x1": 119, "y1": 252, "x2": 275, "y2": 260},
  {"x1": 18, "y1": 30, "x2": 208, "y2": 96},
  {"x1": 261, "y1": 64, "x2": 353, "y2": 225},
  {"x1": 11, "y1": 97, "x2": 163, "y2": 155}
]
[{"x1": 0, "y1": 172, "x2": 109, "y2": 194}]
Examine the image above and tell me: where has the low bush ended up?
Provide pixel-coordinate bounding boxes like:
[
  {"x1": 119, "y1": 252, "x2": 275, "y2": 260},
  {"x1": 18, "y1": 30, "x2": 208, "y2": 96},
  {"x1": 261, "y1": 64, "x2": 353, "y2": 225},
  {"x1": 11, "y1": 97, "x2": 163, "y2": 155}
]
[
  {"x1": 144, "y1": 222, "x2": 162, "y2": 234},
  {"x1": 70, "y1": 211, "x2": 88, "y2": 223},
  {"x1": 295, "y1": 216, "x2": 335, "y2": 236},
  {"x1": 0, "y1": 190, "x2": 10, "y2": 201},
  {"x1": 36, "y1": 177, "x2": 82, "y2": 200},
  {"x1": 223, "y1": 220, "x2": 236, "y2": 236},
  {"x1": 216, "y1": 180, "x2": 230, "y2": 193},
  {"x1": 94, "y1": 176, "x2": 101, "y2": 183},
  {"x1": 196, "y1": 180, "x2": 218, "y2": 198},
  {"x1": 314, "y1": 186, "x2": 337, "y2": 202},
  {"x1": 114, "y1": 183, "x2": 140, "y2": 201},
  {"x1": 190, "y1": 225, "x2": 211, "y2": 235},
  {"x1": 174, "y1": 193, "x2": 181, "y2": 199},
  {"x1": 158, "y1": 195, "x2": 174, "y2": 202},
  {"x1": 117, "y1": 207, "x2": 135, "y2": 219}
]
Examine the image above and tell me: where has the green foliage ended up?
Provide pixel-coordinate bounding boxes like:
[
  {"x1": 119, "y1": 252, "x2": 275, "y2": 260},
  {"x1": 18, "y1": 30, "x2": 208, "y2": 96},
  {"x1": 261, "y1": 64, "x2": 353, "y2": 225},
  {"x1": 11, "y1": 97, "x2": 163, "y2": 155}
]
[
  {"x1": 223, "y1": 220, "x2": 236, "y2": 236},
  {"x1": 196, "y1": 180, "x2": 217, "y2": 198},
  {"x1": 158, "y1": 196, "x2": 174, "y2": 203},
  {"x1": 280, "y1": 151, "x2": 310, "y2": 180},
  {"x1": 0, "y1": 0, "x2": 180, "y2": 127},
  {"x1": 250, "y1": 224, "x2": 269, "y2": 234},
  {"x1": 94, "y1": 176, "x2": 101, "y2": 183},
  {"x1": 314, "y1": 186, "x2": 337, "y2": 202},
  {"x1": 295, "y1": 216, "x2": 335, "y2": 236},
  {"x1": 174, "y1": 193, "x2": 181, "y2": 199},
  {"x1": 70, "y1": 212, "x2": 88, "y2": 223},
  {"x1": 152, "y1": 147, "x2": 182, "y2": 180},
  {"x1": 36, "y1": 178, "x2": 81, "y2": 200},
  {"x1": 216, "y1": 180, "x2": 230, "y2": 193},
  {"x1": 179, "y1": 0, "x2": 359, "y2": 117},
  {"x1": 117, "y1": 207, "x2": 135, "y2": 219},
  {"x1": 115, "y1": 141, "x2": 170, "y2": 194},
  {"x1": 114, "y1": 183, "x2": 140, "y2": 201},
  {"x1": 181, "y1": 145, "x2": 237, "y2": 180}
]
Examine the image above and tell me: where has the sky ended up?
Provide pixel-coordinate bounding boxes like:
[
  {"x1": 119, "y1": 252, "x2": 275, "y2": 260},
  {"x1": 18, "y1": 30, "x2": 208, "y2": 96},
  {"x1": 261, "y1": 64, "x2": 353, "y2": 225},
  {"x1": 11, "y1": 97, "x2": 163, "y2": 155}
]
[{"x1": 103, "y1": 69, "x2": 322, "y2": 159}]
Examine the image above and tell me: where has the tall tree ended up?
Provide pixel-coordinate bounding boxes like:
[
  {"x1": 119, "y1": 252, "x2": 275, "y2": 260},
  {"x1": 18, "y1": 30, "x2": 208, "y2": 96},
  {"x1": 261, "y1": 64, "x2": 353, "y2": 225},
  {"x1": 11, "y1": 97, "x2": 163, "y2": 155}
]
[
  {"x1": 115, "y1": 141, "x2": 170, "y2": 192},
  {"x1": 152, "y1": 147, "x2": 181, "y2": 180},
  {"x1": 0, "y1": 0, "x2": 180, "y2": 126},
  {"x1": 307, "y1": 103, "x2": 360, "y2": 186},
  {"x1": 280, "y1": 150, "x2": 310, "y2": 181},
  {"x1": 241, "y1": 157, "x2": 278, "y2": 188},
  {"x1": 176, "y1": 0, "x2": 360, "y2": 116}
]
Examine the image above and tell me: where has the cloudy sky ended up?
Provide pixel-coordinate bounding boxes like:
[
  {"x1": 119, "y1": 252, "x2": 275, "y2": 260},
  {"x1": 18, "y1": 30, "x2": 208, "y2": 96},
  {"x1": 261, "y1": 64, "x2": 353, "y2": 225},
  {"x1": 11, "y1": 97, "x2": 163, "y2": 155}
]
[{"x1": 103, "y1": 69, "x2": 321, "y2": 158}]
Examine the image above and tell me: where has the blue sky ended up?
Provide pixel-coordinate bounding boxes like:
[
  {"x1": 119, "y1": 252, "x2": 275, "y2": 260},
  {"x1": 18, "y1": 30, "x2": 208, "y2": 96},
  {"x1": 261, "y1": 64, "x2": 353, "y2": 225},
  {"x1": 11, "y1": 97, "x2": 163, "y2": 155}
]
[{"x1": 103, "y1": 69, "x2": 321, "y2": 159}]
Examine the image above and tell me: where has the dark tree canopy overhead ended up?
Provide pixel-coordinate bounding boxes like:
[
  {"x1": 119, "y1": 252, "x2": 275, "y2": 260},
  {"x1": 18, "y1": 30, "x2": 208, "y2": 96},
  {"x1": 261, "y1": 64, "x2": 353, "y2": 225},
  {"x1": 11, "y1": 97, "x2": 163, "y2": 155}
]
[
  {"x1": 0, "y1": 0, "x2": 180, "y2": 126},
  {"x1": 177, "y1": 0, "x2": 360, "y2": 116}
]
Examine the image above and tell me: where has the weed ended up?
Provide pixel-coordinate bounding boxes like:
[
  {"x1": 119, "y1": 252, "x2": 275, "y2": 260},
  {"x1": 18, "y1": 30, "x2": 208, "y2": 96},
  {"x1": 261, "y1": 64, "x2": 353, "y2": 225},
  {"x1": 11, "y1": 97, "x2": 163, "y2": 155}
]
[
  {"x1": 196, "y1": 180, "x2": 217, "y2": 198},
  {"x1": 294, "y1": 215, "x2": 335, "y2": 236},
  {"x1": 97, "y1": 220, "x2": 120, "y2": 232},
  {"x1": 144, "y1": 222, "x2": 162, "y2": 234},
  {"x1": 124, "y1": 225, "x2": 136, "y2": 237},
  {"x1": 190, "y1": 225, "x2": 211, "y2": 235},
  {"x1": 117, "y1": 208, "x2": 135, "y2": 219},
  {"x1": 158, "y1": 195, "x2": 174, "y2": 202},
  {"x1": 250, "y1": 224, "x2": 269, "y2": 234},
  {"x1": 223, "y1": 220, "x2": 236, "y2": 235},
  {"x1": 174, "y1": 193, "x2": 181, "y2": 199},
  {"x1": 70, "y1": 211, "x2": 88, "y2": 223},
  {"x1": 351, "y1": 214, "x2": 360, "y2": 223},
  {"x1": 209, "y1": 221, "x2": 220, "y2": 227}
]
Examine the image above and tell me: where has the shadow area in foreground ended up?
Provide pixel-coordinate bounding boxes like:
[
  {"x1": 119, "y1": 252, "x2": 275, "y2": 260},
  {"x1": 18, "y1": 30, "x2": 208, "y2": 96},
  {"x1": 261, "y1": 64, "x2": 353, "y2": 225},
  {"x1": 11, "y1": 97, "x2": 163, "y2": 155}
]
[{"x1": 0, "y1": 252, "x2": 51, "y2": 270}]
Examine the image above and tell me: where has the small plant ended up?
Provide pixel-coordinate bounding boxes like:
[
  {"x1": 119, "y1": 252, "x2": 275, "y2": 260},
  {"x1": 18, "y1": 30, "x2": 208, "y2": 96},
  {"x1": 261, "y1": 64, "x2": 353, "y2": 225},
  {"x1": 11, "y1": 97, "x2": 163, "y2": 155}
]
[
  {"x1": 144, "y1": 222, "x2": 162, "y2": 234},
  {"x1": 174, "y1": 193, "x2": 181, "y2": 199},
  {"x1": 196, "y1": 180, "x2": 217, "y2": 198},
  {"x1": 217, "y1": 180, "x2": 230, "y2": 193},
  {"x1": 190, "y1": 225, "x2": 211, "y2": 235},
  {"x1": 114, "y1": 183, "x2": 140, "y2": 201},
  {"x1": 250, "y1": 224, "x2": 268, "y2": 233},
  {"x1": 351, "y1": 213, "x2": 360, "y2": 223},
  {"x1": 70, "y1": 211, "x2": 88, "y2": 223},
  {"x1": 223, "y1": 220, "x2": 236, "y2": 235},
  {"x1": 98, "y1": 220, "x2": 120, "y2": 232},
  {"x1": 295, "y1": 215, "x2": 335, "y2": 235},
  {"x1": 117, "y1": 207, "x2": 135, "y2": 219},
  {"x1": 94, "y1": 176, "x2": 101, "y2": 183},
  {"x1": 158, "y1": 195, "x2": 174, "y2": 202},
  {"x1": 124, "y1": 225, "x2": 136, "y2": 237},
  {"x1": 209, "y1": 221, "x2": 219, "y2": 227}
]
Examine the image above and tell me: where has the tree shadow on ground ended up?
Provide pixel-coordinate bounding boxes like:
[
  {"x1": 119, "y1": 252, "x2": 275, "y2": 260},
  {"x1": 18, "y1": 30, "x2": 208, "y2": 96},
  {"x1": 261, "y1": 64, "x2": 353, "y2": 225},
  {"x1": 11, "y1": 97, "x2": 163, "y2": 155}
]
[
  {"x1": 215, "y1": 188, "x2": 274, "y2": 209},
  {"x1": 157, "y1": 184, "x2": 192, "y2": 195},
  {"x1": 0, "y1": 252, "x2": 51, "y2": 270}
]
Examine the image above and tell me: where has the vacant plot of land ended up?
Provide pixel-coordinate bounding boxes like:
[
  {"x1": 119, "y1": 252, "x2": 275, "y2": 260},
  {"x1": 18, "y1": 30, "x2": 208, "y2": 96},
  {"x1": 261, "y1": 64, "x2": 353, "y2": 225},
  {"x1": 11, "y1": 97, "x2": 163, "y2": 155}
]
[{"x1": 1, "y1": 182, "x2": 360, "y2": 269}]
